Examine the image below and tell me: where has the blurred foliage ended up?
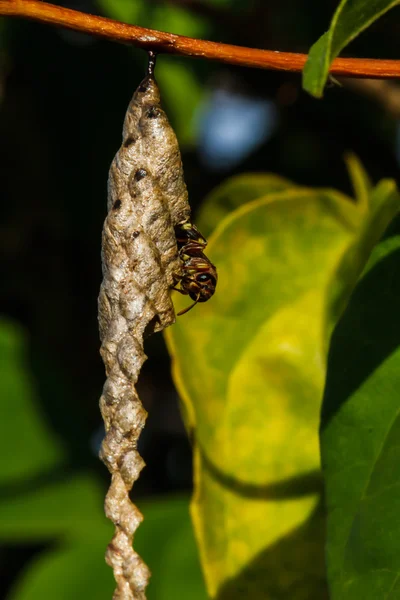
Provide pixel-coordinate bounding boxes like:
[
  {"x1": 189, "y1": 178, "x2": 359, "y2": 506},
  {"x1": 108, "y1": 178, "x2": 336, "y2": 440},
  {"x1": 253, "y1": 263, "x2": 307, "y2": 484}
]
[
  {"x1": 303, "y1": 0, "x2": 400, "y2": 97},
  {"x1": 166, "y1": 158, "x2": 400, "y2": 597},
  {"x1": 0, "y1": 320, "x2": 206, "y2": 599},
  {"x1": 0, "y1": 321, "x2": 65, "y2": 484},
  {"x1": 1, "y1": 0, "x2": 400, "y2": 599}
]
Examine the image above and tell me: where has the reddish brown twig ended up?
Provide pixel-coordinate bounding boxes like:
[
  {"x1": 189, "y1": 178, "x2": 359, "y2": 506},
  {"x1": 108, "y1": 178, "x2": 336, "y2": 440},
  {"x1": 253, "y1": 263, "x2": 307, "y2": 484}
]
[{"x1": 1, "y1": 0, "x2": 400, "y2": 79}]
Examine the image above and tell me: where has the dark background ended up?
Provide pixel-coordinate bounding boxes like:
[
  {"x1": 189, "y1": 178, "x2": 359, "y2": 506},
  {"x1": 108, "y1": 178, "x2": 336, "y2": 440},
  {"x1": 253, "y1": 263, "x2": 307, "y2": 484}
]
[{"x1": 1, "y1": 0, "x2": 400, "y2": 597}]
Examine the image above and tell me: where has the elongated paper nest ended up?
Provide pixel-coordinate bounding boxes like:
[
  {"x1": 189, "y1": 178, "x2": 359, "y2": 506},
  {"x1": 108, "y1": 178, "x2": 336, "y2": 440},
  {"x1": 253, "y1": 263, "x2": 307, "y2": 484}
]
[{"x1": 98, "y1": 70, "x2": 190, "y2": 600}]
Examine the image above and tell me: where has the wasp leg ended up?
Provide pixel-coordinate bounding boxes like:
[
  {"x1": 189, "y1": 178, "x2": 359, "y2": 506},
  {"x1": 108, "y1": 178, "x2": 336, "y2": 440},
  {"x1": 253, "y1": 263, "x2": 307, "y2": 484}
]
[
  {"x1": 177, "y1": 294, "x2": 200, "y2": 316},
  {"x1": 172, "y1": 270, "x2": 187, "y2": 290},
  {"x1": 171, "y1": 286, "x2": 188, "y2": 295},
  {"x1": 172, "y1": 271, "x2": 182, "y2": 284}
]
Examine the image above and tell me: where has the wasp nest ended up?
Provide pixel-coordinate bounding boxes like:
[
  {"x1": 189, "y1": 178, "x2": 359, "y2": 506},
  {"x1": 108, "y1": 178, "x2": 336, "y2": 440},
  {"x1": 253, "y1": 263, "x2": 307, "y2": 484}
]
[{"x1": 98, "y1": 53, "x2": 190, "y2": 600}]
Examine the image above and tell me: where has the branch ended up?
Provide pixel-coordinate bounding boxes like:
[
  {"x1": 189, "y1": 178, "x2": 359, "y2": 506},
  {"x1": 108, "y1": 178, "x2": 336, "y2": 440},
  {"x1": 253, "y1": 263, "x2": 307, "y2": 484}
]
[{"x1": 2, "y1": 0, "x2": 400, "y2": 79}]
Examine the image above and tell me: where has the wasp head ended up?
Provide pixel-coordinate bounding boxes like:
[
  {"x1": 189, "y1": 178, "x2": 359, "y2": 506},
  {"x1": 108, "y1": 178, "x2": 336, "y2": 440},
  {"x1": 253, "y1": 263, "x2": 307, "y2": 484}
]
[{"x1": 183, "y1": 271, "x2": 217, "y2": 302}]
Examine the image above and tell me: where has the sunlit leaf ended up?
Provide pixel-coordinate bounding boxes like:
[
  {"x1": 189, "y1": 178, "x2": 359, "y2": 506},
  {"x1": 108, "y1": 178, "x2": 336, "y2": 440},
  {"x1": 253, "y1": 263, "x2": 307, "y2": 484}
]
[
  {"x1": 321, "y1": 231, "x2": 400, "y2": 599},
  {"x1": 166, "y1": 167, "x2": 400, "y2": 597},
  {"x1": 197, "y1": 173, "x2": 293, "y2": 237},
  {"x1": 345, "y1": 153, "x2": 372, "y2": 212},
  {"x1": 303, "y1": 0, "x2": 400, "y2": 98}
]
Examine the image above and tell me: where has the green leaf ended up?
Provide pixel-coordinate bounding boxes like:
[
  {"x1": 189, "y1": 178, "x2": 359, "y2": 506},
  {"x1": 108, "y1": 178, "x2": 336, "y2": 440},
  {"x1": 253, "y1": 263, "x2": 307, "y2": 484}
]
[
  {"x1": 0, "y1": 474, "x2": 110, "y2": 542},
  {"x1": 6, "y1": 494, "x2": 206, "y2": 600},
  {"x1": 156, "y1": 58, "x2": 204, "y2": 145},
  {"x1": 197, "y1": 173, "x2": 294, "y2": 237},
  {"x1": 97, "y1": 0, "x2": 207, "y2": 36},
  {"x1": 165, "y1": 169, "x2": 400, "y2": 597},
  {"x1": 0, "y1": 319, "x2": 65, "y2": 485},
  {"x1": 2, "y1": 476, "x2": 205, "y2": 600},
  {"x1": 321, "y1": 231, "x2": 400, "y2": 599},
  {"x1": 345, "y1": 153, "x2": 372, "y2": 213},
  {"x1": 136, "y1": 496, "x2": 207, "y2": 600},
  {"x1": 150, "y1": 3, "x2": 208, "y2": 37},
  {"x1": 328, "y1": 178, "x2": 400, "y2": 325},
  {"x1": 303, "y1": 0, "x2": 400, "y2": 98},
  {"x1": 7, "y1": 544, "x2": 114, "y2": 600},
  {"x1": 96, "y1": 0, "x2": 144, "y2": 24}
]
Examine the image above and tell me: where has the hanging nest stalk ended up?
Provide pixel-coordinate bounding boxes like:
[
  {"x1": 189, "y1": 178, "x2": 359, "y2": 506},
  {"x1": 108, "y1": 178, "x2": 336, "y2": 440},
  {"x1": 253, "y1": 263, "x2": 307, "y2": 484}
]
[{"x1": 98, "y1": 53, "x2": 190, "y2": 600}]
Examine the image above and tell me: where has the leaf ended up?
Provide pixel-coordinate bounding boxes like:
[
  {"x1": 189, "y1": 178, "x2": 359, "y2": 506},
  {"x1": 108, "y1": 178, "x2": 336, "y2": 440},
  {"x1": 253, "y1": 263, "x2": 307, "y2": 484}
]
[
  {"x1": 156, "y1": 58, "x2": 204, "y2": 145},
  {"x1": 197, "y1": 173, "x2": 294, "y2": 237},
  {"x1": 328, "y1": 176, "x2": 400, "y2": 325},
  {"x1": 158, "y1": 523, "x2": 207, "y2": 600},
  {"x1": 0, "y1": 474, "x2": 110, "y2": 542},
  {"x1": 1, "y1": 474, "x2": 206, "y2": 600},
  {"x1": 345, "y1": 153, "x2": 372, "y2": 213},
  {"x1": 6, "y1": 493, "x2": 206, "y2": 600},
  {"x1": 303, "y1": 0, "x2": 400, "y2": 98},
  {"x1": 97, "y1": 0, "x2": 144, "y2": 24},
  {"x1": 321, "y1": 230, "x2": 400, "y2": 599},
  {"x1": 150, "y1": 2, "x2": 208, "y2": 37},
  {"x1": 7, "y1": 544, "x2": 114, "y2": 600},
  {"x1": 166, "y1": 170, "x2": 400, "y2": 597},
  {"x1": 0, "y1": 319, "x2": 65, "y2": 485},
  {"x1": 135, "y1": 496, "x2": 207, "y2": 600}
]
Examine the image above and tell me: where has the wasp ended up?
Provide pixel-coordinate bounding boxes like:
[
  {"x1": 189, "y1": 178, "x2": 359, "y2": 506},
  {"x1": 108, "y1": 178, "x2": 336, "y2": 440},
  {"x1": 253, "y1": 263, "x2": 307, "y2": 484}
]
[{"x1": 173, "y1": 219, "x2": 217, "y2": 315}]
